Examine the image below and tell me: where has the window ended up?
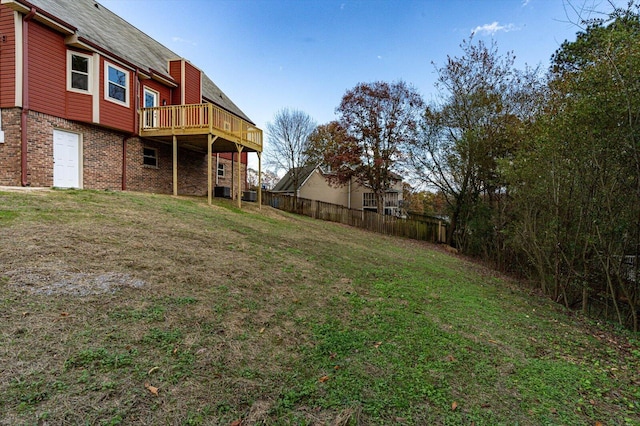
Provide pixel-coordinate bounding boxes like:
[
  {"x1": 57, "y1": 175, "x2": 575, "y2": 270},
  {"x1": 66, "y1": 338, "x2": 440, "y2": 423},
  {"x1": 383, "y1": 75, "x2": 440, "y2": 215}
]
[
  {"x1": 67, "y1": 51, "x2": 92, "y2": 93},
  {"x1": 363, "y1": 193, "x2": 376, "y2": 210},
  {"x1": 384, "y1": 192, "x2": 399, "y2": 208},
  {"x1": 217, "y1": 163, "x2": 225, "y2": 178},
  {"x1": 105, "y1": 62, "x2": 129, "y2": 106},
  {"x1": 143, "y1": 147, "x2": 158, "y2": 167}
]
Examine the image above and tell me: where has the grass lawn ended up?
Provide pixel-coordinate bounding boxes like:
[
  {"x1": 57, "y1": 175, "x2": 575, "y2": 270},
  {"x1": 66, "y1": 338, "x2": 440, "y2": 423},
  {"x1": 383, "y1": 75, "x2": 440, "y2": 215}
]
[{"x1": 0, "y1": 189, "x2": 638, "y2": 425}]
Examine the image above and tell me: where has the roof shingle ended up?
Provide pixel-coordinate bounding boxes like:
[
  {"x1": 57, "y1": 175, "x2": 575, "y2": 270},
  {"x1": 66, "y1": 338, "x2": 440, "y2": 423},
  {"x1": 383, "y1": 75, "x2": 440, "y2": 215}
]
[{"x1": 21, "y1": 0, "x2": 253, "y2": 123}]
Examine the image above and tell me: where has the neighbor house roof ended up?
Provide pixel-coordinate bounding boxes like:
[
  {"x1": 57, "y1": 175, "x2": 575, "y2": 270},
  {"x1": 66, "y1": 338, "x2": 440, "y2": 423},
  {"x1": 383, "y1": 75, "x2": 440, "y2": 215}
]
[
  {"x1": 272, "y1": 164, "x2": 318, "y2": 192},
  {"x1": 12, "y1": 0, "x2": 253, "y2": 123},
  {"x1": 273, "y1": 164, "x2": 405, "y2": 193}
]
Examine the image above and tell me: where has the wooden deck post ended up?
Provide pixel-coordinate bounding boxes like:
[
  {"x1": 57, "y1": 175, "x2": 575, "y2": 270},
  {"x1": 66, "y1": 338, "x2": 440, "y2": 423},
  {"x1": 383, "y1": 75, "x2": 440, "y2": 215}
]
[
  {"x1": 172, "y1": 135, "x2": 178, "y2": 196},
  {"x1": 236, "y1": 143, "x2": 244, "y2": 209},
  {"x1": 257, "y1": 151, "x2": 262, "y2": 209},
  {"x1": 208, "y1": 134, "x2": 212, "y2": 205},
  {"x1": 207, "y1": 135, "x2": 219, "y2": 206}
]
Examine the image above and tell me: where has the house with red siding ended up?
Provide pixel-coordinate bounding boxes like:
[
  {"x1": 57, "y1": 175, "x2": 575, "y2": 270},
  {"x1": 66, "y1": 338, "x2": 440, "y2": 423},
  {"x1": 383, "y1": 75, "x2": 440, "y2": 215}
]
[{"x1": 0, "y1": 0, "x2": 263, "y2": 205}]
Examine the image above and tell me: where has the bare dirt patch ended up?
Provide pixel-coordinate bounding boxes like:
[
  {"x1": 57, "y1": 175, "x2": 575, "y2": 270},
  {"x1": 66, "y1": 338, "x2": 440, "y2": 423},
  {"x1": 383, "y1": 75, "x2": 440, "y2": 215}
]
[{"x1": 4, "y1": 262, "x2": 145, "y2": 296}]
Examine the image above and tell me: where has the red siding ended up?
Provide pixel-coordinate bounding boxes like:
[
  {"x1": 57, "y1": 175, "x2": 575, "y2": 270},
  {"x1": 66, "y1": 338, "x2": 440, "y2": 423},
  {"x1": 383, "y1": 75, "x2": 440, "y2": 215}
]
[
  {"x1": 218, "y1": 151, "x2": 248, "y2": 164},
  {"x1": 168, "y1": 60, "x2": 181, "y2": 105},
  {"x1": 27, "y1": 20, "x2": 66, "y2": 117},
  {"x1": 184, "y1": 61, "x2": 201, "y2": 104},
  {"x1": 0, "y1": 6, "x2": 16, "y2": 107},
  {"x1": 141, "y1": 79, "x2": 170, "y2": 106},
  {"x1": 99, "y1": 57, "x2": 134, "y2": 131},
  {"x1": 66, "y1": 90, "x2": 92, "y2": 123},
  {"x1": 66, "y1": 49, "x2": 94, "y2": 123}
]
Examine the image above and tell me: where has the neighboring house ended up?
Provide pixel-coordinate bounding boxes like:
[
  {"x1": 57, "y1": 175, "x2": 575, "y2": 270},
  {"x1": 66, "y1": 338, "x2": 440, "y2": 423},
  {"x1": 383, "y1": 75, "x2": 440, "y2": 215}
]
[
  {"x1": 0, "y1": 0, "x2": 262, "y2": 204},
  {"x1": 272, "y1": 164, "x2": 404, "y2": 216}
]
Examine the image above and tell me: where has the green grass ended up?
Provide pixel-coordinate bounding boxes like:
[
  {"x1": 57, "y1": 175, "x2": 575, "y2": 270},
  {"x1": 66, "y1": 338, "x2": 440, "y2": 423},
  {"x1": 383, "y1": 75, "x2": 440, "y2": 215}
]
[{"x1": 0, "y1": 189, "x2": 638, "y2": 425}]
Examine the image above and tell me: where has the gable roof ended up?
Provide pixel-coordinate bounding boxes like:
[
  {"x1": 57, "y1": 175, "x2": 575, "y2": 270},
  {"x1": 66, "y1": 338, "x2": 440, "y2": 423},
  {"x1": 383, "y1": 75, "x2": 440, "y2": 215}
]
[
  {"x1": 273, "y1": 164, "x2": 405, "y2": 193},
  {"x1": 12, "y1": 0, "x2": 253, "y2": 123},
  {"x1": 272, "y1": 164, "x2": 318, "y2": 192}
]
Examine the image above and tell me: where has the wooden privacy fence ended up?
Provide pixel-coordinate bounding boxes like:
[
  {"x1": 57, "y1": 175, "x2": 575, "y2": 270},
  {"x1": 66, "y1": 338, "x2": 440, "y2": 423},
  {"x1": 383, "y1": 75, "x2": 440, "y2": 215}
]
[{"x1": 262, "y1": 192, "x2": 448, "y2": 244}]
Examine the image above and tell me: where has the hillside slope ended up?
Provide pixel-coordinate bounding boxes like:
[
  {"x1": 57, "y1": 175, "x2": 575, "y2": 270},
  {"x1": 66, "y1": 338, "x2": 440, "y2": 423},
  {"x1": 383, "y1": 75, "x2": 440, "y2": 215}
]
[{"x1": 0, "y1": 189, "x2": 638, "y2": 425}]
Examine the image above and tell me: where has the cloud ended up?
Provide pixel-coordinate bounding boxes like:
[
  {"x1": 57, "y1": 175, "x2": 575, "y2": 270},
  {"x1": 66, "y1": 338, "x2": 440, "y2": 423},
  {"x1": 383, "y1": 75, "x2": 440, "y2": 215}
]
[
  {"x1": 171, "y1": 36, "x2": 197, "y2": 46},
  {"x1": 522, "y1": 0, "x2": 531, "y2": 6},
  {"x1": 471, "y1": 21, "x2": 518, "y2": 36}
]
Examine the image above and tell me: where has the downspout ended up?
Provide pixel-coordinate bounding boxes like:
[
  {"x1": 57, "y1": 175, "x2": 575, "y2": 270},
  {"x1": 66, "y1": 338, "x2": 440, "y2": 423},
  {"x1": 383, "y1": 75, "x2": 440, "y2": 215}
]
[
  {"x1": 20, "y1": 7, "x2": 36, "y2": 186},
  {"x1": 0, "y1": 26, "x2": 3, "y2": 144}
]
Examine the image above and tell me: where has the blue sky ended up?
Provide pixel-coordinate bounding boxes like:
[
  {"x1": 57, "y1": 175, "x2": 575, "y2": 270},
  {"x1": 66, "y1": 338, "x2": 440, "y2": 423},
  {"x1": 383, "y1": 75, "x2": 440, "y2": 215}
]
[{"x1": 98, "y1": 0, "x2": 620, "y2": 165}]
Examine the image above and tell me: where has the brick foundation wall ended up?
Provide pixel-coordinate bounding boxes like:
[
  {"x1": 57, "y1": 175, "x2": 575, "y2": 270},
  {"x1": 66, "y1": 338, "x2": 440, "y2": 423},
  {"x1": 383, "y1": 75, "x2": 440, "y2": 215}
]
[
  {"x1": 126, "y1": 138, "x2": 172, "y2": 194},
  {"x1": 126, "y1": 141, "x2": 247, "y2": 196},
  {"x1": 0, "y1": 108, "x2": 22, "y2": 186},
  {"x1": 215, "y1": 156, "x2": 248, "y2": 198},
  {"x1": 21, "y1": 111, "x2": 124, "y2": 189},
  {"x1": 0, "y1": 108, "x2": 248, "y2": 195}
]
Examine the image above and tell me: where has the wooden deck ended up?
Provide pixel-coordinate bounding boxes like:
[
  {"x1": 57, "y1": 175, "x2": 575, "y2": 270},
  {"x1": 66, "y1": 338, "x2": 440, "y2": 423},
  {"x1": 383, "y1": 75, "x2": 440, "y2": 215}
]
[
  {"x1": 139, "y1": 103, "x2": 262, "y2": 153},
  {"x1": 138, "y1": 103, "x2": 263, "y2": 207}
]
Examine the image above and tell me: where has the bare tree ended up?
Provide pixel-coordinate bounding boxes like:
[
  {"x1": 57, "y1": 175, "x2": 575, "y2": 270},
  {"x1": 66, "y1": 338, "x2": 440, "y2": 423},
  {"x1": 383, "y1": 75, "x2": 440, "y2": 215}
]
[
  {"x1": 265, "y1": 108, "x2": 317, "y2": 204},
  {"x1": 247, "y1": 168, "x2": 279, "y2": 190}
]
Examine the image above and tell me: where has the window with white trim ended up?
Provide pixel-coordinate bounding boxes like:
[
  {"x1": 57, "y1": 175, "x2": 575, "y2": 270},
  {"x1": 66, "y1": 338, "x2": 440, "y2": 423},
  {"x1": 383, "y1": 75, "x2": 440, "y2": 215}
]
[
  {"x1": 363, "y1": 192, "x2": 376, "y2": 210},
  {"x1": 143, "y1": 147, "x2": 158, "y2": 167},
  {"x1": 217, "y1": 163, "x2": 225, "y2": 178},
  {"x1": 104, "y1": 62, "x2": 129, "y2": 106},
  {"x1": 67, "y1": 51, "x2": 92, "y2": 93}
]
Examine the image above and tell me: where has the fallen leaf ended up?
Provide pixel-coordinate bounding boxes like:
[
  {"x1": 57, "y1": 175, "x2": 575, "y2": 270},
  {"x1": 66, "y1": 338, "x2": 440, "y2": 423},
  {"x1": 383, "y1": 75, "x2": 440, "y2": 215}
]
[
  {"x1": 329, "y1": 352, "x2": 337, "y2": 360},
  {"x1": 595, "y1": 422, "x2": 603, "y2": 426},
  {"x1": 451, "y1": 401, "x2": 458, "y2": 411},
  {"x1": 230, "y1": 420, "x2": 242, "y2": 426},
  {"x1": 334, "y1": 365, "x2": 340, "y2": 370},
  {"x1": 550, "y1": 407, "x2": 557, "y2": 414},
  {"x1": 446, "y1": 354, "x2": 456, "y2": 362},
  {"x1": 173, "y1": 347, "x2": 178, "y2": 354},
  {"x1": 488, "y1": 339, "x2": 498, "y2": 344},
  {"x1": 147, "y1": 366, "x2": 159, "y2": 375},
  {"x1": 374, "y1": 341, "x2": 382, "y2": 348},
  {"x1": 22, "y1": 312, "x2": 29, "y2": 317},
  {"x1": 144, "y1": 382, "x2": 159, "y2": 396},
  {"x1": 259, "y1": 327, "x2": 265, "y2": 334},
  {"x1": 590, "y1": 399, "x2": 596, "y2": 406},
  {"x1": 319, "y1": 375, "x2": 330, "y2": 383},
  {"x1": 60, "y1": 312, "x2": 69, "y2": 317}
]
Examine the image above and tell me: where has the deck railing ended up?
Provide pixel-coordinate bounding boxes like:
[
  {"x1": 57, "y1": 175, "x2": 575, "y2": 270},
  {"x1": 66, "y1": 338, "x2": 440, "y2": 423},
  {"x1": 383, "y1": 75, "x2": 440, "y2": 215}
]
[{"x1": 139, "y1": 103, "x2": 262, "y2": 151}]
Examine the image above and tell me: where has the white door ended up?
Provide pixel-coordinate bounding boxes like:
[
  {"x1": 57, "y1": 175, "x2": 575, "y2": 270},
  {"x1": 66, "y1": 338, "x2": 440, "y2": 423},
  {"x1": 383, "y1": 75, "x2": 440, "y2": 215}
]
[
  {"x1": 53, "y1": 129, "x2": 81, "y2": 188},
  {"x1": 143, "y1": 87, "x2": 159, "y2": 128}
]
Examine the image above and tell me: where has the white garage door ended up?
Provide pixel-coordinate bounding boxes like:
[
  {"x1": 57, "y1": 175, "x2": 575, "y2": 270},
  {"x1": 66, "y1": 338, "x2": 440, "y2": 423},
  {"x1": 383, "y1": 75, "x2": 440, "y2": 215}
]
[{"x1": 53, "y1": 129, "x2": 81, "y2": 188}]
